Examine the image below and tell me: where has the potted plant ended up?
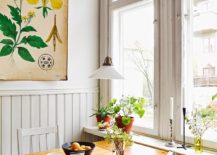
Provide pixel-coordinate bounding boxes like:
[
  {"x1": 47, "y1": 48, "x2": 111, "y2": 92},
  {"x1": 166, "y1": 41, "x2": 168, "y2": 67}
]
[
  {"x1": 109, "y1": 96, "x2": 146, "y2": 133},
  {"x1": 90, "y1": 105, "x2": 113, "y2": 130},
  {"x1": 105, "y1": 125, "x2": 132, "y2": 155}
]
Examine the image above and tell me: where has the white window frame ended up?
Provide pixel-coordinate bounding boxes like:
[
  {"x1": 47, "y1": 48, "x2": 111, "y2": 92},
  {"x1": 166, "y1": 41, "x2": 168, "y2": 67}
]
[
  {"x1": 109, "y1": 0, "x2": 159, "y2": 136},
  {"x1": 99, "y1": 0, "x2": 217, "y2": 150}
]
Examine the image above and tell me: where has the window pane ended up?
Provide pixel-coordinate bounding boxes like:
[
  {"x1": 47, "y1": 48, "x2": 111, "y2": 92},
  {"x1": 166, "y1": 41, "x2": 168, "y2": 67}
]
[
  {"x1": 111, "y1": 1, "x2": 154, "y2": 129},
  {"x1": 184, "y1": 0, "x2": 217, "y2": 143}
]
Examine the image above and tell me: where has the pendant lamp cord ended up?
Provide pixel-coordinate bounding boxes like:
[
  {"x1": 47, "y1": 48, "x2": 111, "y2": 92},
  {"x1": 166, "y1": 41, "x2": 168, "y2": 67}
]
[
  {"x1": 103, "y1": 0, "x2": 113, "y2": 66},
  {"x1": 107, "y1": 0, "x2": 110, "y2": 57}
]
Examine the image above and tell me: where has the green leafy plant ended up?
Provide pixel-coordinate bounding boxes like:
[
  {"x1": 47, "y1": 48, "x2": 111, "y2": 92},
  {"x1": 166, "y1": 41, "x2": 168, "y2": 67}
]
[
  {"x1": 0, "y1": 0, "x2": 47, "y2": 62},
  {"x1": 105, "y1": 125, "x2": 133, "y2": 146},
  {"x1": 90, "y1": 99, "x2": 115, "y2": 129},
  {"x1": 109, "y1": 96, "x2": 146, "y2": 125},
  {"x1": 90, "y1": 106, "x2": 113, "y2": 122},
  {"x1": 212, "y1": 93, "x2": 217, "y2": 101}
]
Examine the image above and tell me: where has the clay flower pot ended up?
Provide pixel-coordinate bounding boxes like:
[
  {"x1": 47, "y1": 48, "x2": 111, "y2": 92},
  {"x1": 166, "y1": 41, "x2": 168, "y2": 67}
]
[
  {"x1": 115, "y1": 115, "x2": 134, "y2": 133},
  {"x1": 96, "y1": 114, "x2": 111, "y2": 129}
]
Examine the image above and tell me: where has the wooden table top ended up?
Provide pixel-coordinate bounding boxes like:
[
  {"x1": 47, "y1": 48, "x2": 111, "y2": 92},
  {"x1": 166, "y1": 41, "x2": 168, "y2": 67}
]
[{"x1": 25, "y1": 141, "x2": 170, "y2": 155}]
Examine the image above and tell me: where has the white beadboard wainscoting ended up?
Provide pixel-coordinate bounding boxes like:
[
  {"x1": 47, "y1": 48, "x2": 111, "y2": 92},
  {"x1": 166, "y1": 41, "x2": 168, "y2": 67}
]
[{"x1": 0, "y1": 88, "x2": 99, "y2": 155}]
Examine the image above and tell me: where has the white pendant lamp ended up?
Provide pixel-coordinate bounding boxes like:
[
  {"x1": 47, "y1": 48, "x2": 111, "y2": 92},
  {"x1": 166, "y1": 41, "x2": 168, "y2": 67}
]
[
  {"x1": 89, "y1": 2, "x2": 124, "y2": 80},
  {"x1": 89, "y1": 56, "x2": 124, "y2": 79}
]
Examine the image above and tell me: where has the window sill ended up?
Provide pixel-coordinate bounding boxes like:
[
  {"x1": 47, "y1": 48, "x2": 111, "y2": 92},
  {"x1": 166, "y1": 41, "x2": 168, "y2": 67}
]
[{"x1": 83, "y1": 126, "x2": 216, "y2": 155}]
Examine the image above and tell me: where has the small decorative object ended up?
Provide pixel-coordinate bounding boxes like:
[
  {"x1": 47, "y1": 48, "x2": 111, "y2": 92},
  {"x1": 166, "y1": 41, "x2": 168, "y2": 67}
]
[
  {"x1": 194, "y1": 135, "x2": 203, "y2": 153},
  {"x1": 109, "y1": 96, "x2": 146, "y2": 133},
  {"x1": 105, "y1": 125, "x2": 132, "y2": 155},
  {"x1": 186, "y1": 94, "x2": 217, "y2": 153},
  {"x1": 165, "y1": 119, "x2": 176, "y2": 147},
  {"x1": 166, "y1": 97, "x2": 176, "y2": 147},
  {"x1": 177, "y1": 107, "x2": 190, "y2": 150}
]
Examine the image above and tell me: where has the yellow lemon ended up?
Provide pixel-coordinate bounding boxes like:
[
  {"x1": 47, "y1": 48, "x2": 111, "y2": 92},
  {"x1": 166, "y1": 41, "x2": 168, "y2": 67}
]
[
  {"x1": 27, "y1": 0, "x2": 39, "y2": 4},
  {"x1": 50, "y1": 0, "x2": 63, "y2": 9}
]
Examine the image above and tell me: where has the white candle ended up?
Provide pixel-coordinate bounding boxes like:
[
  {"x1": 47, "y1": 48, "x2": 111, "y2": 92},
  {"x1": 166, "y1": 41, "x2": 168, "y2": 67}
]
[
  {"x1": 170, "y1": 97, "x2": 174, "y2": 120},
  {"x1": 183, "y1": 88, "x2": 186, "y2": 108}
]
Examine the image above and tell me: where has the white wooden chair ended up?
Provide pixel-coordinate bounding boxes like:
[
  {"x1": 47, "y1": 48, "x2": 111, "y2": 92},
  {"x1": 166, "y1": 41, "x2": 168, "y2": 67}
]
[{"x1": 17, "y1": 126, "x2": 59, "y2": 155}]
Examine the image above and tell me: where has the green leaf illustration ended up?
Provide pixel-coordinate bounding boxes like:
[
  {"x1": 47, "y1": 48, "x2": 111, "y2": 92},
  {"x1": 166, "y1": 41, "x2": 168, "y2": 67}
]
[
  {"x1": 20, "y1": 36, "x2": 27, "y2": 44},
  {"x1": 26, "y1": 35, "x2": 47, "y2": 49},
  {"x1": 43, "y1": 7, "x2": 48, "y2": 18},
  {"x1": 18, "y1": 47, "x2": 35, "y2": 62},
  {"x1": 0, "y1": 45, "x2": 13, "y2": 56},
  {"x1": 21, "y1": 26, "x2": 37, "y2": 33},
  {"x1": 8, "y1": 5, "x2": 22, "y2": 26},
  {"x1": 0, "y1": 39, "x2": 14, "y2": 45},
  {"x1": 36, "y1": 6, "x2": 52, "y2": 18},
  {"x1": 0, "y1": 13, "x2": 17, "y2": 40},
  {"x1": 35, "y1": 6, "x2": 42, "y2": 9}
]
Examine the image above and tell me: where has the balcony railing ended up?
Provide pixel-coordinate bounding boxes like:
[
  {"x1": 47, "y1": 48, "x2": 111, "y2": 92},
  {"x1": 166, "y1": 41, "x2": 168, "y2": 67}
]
[{"x1": 194, "y1": 76, "x2": 217, "y2": 86}]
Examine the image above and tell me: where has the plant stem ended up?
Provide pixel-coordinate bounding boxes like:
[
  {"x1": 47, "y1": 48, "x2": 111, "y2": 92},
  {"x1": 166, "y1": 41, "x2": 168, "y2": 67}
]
[
  {"x1": 11, "y1": 0, "x2": 23, "y2": 56},
  {"x1": 13, "y1": 0, "x2": 19, "y2": 8}
]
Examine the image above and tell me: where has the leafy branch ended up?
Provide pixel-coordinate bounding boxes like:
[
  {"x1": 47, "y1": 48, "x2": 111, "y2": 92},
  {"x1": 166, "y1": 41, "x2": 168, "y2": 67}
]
[{"x1": 125, "y1": 42, "x2": 153, "y2": 99}]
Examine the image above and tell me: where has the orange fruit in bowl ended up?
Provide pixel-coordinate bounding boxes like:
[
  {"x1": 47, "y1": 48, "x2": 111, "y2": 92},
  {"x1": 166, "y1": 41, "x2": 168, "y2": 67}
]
[
  {"x1": 81, "y1": 145, "x2": 86, "y2": 149},
  {"x1": 85, "y1": 146, "x2": 92, "y2": 150},
  {"x1": 71, "y1": 142, "x2": 80, "y2": 150}
]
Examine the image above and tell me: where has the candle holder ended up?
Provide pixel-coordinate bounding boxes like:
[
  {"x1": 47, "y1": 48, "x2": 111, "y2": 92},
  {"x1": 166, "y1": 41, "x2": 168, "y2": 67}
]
[
  {"x1": 177, "y1": 107, "x2": 190, "y2": 150},
  {"x1": 165, "y1": 119, "x2": 176, "y2": 147}
]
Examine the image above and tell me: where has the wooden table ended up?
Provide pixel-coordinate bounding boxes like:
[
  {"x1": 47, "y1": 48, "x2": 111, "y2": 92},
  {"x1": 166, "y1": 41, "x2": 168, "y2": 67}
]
[{"x1": 25, "y1": 141, "x2": 171, "y2": 155}]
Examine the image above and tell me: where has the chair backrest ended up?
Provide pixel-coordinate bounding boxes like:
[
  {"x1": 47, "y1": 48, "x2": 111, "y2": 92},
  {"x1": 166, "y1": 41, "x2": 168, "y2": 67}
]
[{"x1": 17, "y1": 126, "x2": 59, "y2": 155}]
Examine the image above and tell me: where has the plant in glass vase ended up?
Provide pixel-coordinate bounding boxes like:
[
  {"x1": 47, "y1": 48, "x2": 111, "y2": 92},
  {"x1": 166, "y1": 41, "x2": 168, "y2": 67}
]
[
  {"x1": 186, "y1": 94, "x2": 217, "y2": 153},
  {"x1": 105, "y1": 125, "x2": 132, "y2": 155},
  {"x1": 109, "y1": 96, "x2": 146, "y2": 133}
]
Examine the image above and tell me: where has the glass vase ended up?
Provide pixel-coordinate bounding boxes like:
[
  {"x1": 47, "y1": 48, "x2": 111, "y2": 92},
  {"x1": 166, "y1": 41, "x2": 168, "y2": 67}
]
[
  {"x1": 114, "y1": 140, "x2": 125, "y2": 155},
  {"x1": 194, "y1": 135, "x2": 203, "y2": 153}
]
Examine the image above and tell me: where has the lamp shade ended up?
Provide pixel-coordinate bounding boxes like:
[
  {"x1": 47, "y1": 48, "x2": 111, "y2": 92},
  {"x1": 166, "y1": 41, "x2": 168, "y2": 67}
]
[
  {"x1": 89, "y1": 65, "x2": 124, "y2": 79},
  {"x1": 89, "y1": 56, "x2": 124, "y2": 79}
]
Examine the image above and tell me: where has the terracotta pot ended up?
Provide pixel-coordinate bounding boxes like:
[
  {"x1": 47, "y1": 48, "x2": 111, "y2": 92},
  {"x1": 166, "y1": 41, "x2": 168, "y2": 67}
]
[
  {"x1": 115, "y1": 115, "x2": 134, "y2": 133},
  {"x1": 96, "y1": 114, "x2": 111, "y2": 129}
]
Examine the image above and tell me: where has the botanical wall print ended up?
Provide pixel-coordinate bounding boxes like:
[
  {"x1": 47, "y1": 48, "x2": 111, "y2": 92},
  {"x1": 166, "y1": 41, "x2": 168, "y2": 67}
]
[{"x1": 0, "y1": 0, "x2": 68, "y2": 80}]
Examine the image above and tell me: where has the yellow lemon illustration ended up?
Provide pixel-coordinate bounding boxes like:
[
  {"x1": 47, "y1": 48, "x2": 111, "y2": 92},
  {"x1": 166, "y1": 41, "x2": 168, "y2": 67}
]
[
  {"x1": 27, "y1": 0, "x2": 39, "y2": 5},
  {"x1": 50, "y1": 0, "x2": 63, "y2": 9}
]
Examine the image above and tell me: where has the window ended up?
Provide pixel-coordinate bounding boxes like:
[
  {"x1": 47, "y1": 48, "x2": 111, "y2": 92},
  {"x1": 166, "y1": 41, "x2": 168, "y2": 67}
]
[
  {"x1": 183, "y1": 0, "x2": 217, "y2": 149},
  {"x1": 101, "y1": 0, "x2": 217, "y2": 150},
  {"x1": 110, "y1": 0, "x2": 158, "y2": 135}
]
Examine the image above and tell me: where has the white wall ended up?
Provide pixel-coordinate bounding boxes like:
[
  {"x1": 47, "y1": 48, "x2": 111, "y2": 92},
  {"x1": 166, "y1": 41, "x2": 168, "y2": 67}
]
[{"x1": 0, "y1": 0, "x2": 100, "y2": 155}]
